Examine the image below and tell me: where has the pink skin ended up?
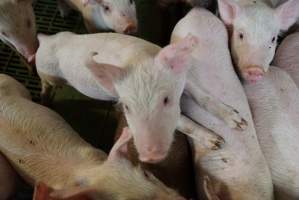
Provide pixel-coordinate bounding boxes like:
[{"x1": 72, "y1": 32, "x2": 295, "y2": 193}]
[
  {"x1": 137, "y1": 139, "x2": 171, "y2": 163},
  {"x1": 123, "y1": 22, "x2": 137, "y2": 34},
  {"x1": 242, "y1": 67, "x2": 264, "y2": 83}
]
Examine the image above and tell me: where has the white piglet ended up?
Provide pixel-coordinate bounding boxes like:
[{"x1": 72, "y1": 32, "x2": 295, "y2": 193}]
[
  {"x1": 0, "y1": 74, "x2": 186, "y2": 200},
  {"x1": 36, "y1": 32, "x2": 246, "y2": 163},
  {"x1": 217, "y1": 0, "x2": 299, "y2": 83},
  {"x1": 244, "y1": 67, "x2": 299, "y2": 200},
  {"x1": 273, "y1": 32, "x2": 299, "y2": 87},
  {"x1": 171, "y1": 8, "x2": 273, "y2": 200},
  {"x1": 158, "y1": 0, "x2": 213, "y2": 8},
  {"x1": 58, "y1": 0, "x2": 137, "y2": 34},
  {"x1": 0, "y1": 0, "x2": 38, "y2": 64}
]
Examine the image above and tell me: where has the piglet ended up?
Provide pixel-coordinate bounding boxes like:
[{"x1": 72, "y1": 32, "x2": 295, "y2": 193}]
[
  {"x1": 36, "y1": 32, "x2": 246, "y2": 163},
  {"x1": 58, "y1": 0, "x2": 137, "y2": 34},
  {"x1": 0, "y1": 153, "x2": 18, "y2": 200},
  {"x1": 158, "y1": 0, "x2": 213, "y2": 7},
  {"x1": 244, "y1": 67, "x2": 299, "y2": 200},
  {"x1": 0, "y1": 74, "x2": 185, "y2": 200},
  {"x1": 273, "y1": 32, "x2": 299, "y2": 87},
  {"x1": 171, "y1": 8, "x2": 273, "y2": 199},
  {"x1": 0, "y1": 0, "x2": 38, "y2": 65},
  {"x1": 217, "y1": 0, "x2": 299, "y2": 82}
]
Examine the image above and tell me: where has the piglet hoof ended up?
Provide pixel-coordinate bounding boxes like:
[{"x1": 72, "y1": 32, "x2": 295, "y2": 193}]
[
  {"x1": 235, "y1": 118, "x2": 248, "y2": 131},
  {"x1": 224, "y1": 106, "x2": 248, "y2": 131},
  {"x1": 205, "y1": 134, "x2": 224, "y2": 150}
]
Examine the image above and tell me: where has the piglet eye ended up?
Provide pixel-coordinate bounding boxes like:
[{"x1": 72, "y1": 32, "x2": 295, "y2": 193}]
[
  {"x1": 271, "y1": 37, "x2": 276, "y2": 43},
  {"x1": 103, "y1": 5, "x2": 110, "y2": 12},
  {"x1": 124, "y1": 104, "x2": 130, "y2": 112},
  {"x1": 163, "y1": 97, "x2": 169, "y2": 105},
  {"x1": 1, "y1": 31, "x2": 8, "y2": 37},
  {"x1": 239, "y1": 33, "x2": 244, "y2": 40},
  {"x1": 129, "y1": 0, "x2": 134, "y2": 4},
  {"x1": 143, "y1": 170, "x2": 151, "y2": 179}
]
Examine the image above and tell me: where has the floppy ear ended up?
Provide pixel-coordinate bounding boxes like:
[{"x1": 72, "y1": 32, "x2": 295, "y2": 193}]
[
  {"x1": 82, "y1": 0, "x2": 102, "y2": 6},
  {"x1": 33, "y1": 182, "x2": 93, "y2": 200},
  {"x1": 155, "y1": 34, "x2": 198, "y2": 74},
  {"x1": 108, "y1": 127, "x2": 132, "y2": 162},
  {"x1": 217, "y1": 0, "x2": 242, "y2": 25},
  {"x1": 85, "y1": 52, "x2": 126, "y2": 96},
  {"x1": 275, "y1": 0, "x2": 299, "y2": 31}
]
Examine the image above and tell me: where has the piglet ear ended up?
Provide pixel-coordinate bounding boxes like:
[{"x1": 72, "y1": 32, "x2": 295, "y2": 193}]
[
  {"x1": 108, "y1": 127, "x2": 132, "y2": 162},
  {"x1": 155, "y1": 34, "x2": 198, "y2": 74},
  {"x1": 203, "y1": 176, "x2": 220, "y2": 200},
  {"x1": 217, "y1": 0, "x2": 241, "y2": 25},
  {"x1": 85, "y1": 52, "x2": 125, "y2": 96},
  {"x1": 276, "y1": 0, "x2": 299, "y2": 31}
]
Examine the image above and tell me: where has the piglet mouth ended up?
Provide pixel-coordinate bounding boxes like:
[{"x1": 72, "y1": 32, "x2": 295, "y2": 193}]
[
  {"x1": 138, "y1": 149, "x2": 168, "y2": 163},
  {"x1": 123, "y1": 23, "x2": 138, "y2": 35},
  {"x1": 242, "y1": 67, "x2": 265, "y2": 83}
]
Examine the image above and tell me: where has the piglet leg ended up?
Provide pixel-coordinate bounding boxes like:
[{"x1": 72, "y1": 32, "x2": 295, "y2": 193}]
[
  {"x1": 185, "y1": 82, "x2": 247, "y2": 130},
  {"x1": 177, "y1": 115, "x2": 224, "y2": 150}
]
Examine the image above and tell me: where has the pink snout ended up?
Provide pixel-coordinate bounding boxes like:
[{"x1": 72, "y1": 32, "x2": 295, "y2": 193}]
[
  {"x1": 242, "y1": 66, "x2": 264, "y2": 83},
  {"x1": 123, "y1": 23, "x2": 138, "y2": 34},
  {"x1": 138, "y1": 146, "x2": 168, "y2": 163}
]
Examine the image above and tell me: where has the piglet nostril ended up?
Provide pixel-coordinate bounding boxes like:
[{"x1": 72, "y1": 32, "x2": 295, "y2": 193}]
[{"x1": 123, "y1": 23, "x2": 137, "y2": 34}]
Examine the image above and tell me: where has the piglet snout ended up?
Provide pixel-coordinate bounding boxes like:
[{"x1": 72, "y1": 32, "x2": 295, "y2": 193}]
[
  {"x1": 139, "y1": 147, "x2": 167, "y2": 163},
  {"x1": 242, "y1": 66, "x2": 264, "y2": 83},
  {"x1": 123, "y1": 23, "x2": 137, "y2": 34}
]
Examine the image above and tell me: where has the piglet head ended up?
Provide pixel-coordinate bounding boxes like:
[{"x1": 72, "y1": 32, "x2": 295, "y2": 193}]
[
  {"x1": 0, "y1": 0, "x2": 38, "y2": 63},
  {"x1": 117, "y1": 34, "x2": 198, "y2": 163},
  {"x1": 86, "y1": 35, "x2": 198, "y2": 163},
  {"x1": 82, "y1": 0, "x2": 137, "y2": 34},
  {"x1": 218, "y1": 0, "x2": 299, "y2": 83}
]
